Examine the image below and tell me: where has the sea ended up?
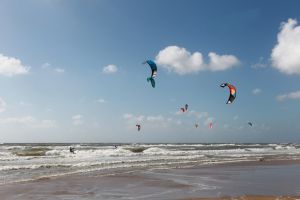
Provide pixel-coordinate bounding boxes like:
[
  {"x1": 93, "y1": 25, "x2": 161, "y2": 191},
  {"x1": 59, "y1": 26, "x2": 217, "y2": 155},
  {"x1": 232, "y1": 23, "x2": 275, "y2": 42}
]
[{"x1": 1, "y1": 143, "x2": 300, "y2": 185}]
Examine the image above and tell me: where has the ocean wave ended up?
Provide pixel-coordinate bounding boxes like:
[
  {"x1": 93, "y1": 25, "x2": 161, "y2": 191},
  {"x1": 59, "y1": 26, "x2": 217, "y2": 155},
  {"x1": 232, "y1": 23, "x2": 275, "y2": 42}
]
[{"x1": 12, "y1": 147, "x2": 51, "y2": 157}]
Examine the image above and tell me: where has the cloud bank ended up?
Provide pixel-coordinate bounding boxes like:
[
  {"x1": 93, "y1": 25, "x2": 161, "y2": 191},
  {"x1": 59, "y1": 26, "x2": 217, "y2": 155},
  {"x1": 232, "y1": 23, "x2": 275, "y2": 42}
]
[
  {"x1": 155, "y1": 46, "x2": 239, "y2": 75},
  {"x1": 0, "y1": 116, "x2": 56, "y2": 128}
]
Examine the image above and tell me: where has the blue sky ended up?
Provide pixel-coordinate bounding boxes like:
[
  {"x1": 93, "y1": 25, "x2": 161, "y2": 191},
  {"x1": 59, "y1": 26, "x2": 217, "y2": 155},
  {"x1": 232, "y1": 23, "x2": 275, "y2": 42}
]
[{"x1": 1, "y1": 0, "x2": 300, "y2": 143}]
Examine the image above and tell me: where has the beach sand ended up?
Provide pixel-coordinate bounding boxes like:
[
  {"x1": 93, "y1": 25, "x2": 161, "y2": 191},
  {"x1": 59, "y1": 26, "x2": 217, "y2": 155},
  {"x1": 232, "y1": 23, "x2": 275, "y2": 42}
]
[{"x1": 1, "y1": 160, "x2": 300, "y2": 200}]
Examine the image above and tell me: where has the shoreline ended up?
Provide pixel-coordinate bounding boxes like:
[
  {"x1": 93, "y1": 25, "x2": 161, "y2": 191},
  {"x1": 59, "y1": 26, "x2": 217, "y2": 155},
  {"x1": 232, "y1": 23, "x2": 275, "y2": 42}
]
[
  {"x1": 1, "y1": 159, "x2": 300, "y2": 199},
  {"x1": 181, "y1": 195, "x2": 300, "y2": 200},
  {"x1": 3, "y1": 158, "x2": 300, "y2": 186}
]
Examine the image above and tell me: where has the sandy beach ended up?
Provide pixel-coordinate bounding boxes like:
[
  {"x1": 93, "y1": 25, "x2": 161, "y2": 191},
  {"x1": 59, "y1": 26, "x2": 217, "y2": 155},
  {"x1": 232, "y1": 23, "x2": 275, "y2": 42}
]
[{"x1": 1, "y1": 160, "x2": 300, "y2": 200}]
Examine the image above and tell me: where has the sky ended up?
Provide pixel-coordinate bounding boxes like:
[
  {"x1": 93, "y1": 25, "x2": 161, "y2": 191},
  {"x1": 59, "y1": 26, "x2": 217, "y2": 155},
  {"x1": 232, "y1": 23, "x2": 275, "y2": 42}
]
[{"x1": 1, "y1": 0, "x2": 300, "y2": 143}]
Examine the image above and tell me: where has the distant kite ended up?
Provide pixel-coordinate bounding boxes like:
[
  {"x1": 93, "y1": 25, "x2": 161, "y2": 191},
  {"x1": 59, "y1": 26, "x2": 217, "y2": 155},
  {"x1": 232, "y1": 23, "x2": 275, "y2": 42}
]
[
  {"x1": 195, "y1": 123, "x2": 199, "y2": 128},
  {"x1": 136, "y1": 124, "x2": 141, "y2": 131},
  {"x1": 180, "y1": 104, "x2": 189, "y2": 112},
  {"x1": 248, "y1": 122, "x2": 253, "y2": 127},
  {"x1": 220, "y1": 83, "x2": 236, "y2": 104},
  {"x1": 143, "y1": 60, "x2": 157, "y2": 88}
]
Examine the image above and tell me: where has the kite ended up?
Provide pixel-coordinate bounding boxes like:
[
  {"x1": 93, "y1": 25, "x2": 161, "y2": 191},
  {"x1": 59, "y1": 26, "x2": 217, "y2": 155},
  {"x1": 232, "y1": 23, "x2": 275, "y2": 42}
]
[
  {"x1": 220, "y1": 83, "x2": 236, "y2": 104},
  {"x1": 180, "y1": 104, "x2": 189, "y2": 112},
  {"x1": 136, "y1": 124, "x2": 141, "y2": 131},
  {"x1": 143, "y1": 60, "x2": 157, "y2": 88}
]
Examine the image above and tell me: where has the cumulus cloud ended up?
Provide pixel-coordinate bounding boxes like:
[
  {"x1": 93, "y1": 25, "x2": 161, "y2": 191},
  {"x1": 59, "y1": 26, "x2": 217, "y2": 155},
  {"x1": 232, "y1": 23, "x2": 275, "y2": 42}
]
[
  {"x1": 0, "y1": 54, "x2": 30, "y2": 76},
  {"x1": 252, "y1": 88, "x2": 262, "y2": 95},
  {"x1": 0, "y1": 116, "x2": 56, "y2": 128},
  {"x1": 277, "y1": 90, "x2": 300, "y2": 101},
  {"x1": 102, "y1": 64, "x2": 118, "y2": 74},
  {"x1": 155, "y1": 46, "x2": 239, "y2": 75},
  {"x1": 207, "y1": 52, "x2": 240, "y2": 71},
  {"x1": 271, "y1": 19, "x2": 300, "y2": 74},
  {"x1": 0, "y1": 98, "x2": 6, "y2": 112},
  {"x1": 72, "y1": 114, "x2": 83, "y2": 125}
]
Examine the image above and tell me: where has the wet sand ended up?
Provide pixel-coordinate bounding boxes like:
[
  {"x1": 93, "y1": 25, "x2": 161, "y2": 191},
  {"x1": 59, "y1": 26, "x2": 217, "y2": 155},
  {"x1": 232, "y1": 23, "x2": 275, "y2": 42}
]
[
  {"x1": 1, "y1": 160, "x2": 300, "y2": 200},
  {"x1": 182, "y1": 196, "x2": 300, "y2": 200}
]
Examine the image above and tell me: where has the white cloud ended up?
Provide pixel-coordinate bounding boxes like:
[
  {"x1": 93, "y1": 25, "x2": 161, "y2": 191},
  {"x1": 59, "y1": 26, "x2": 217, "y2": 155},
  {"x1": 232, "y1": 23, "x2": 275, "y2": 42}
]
[
  {"x1": 155, "y1": 46, "x2": 239, "y2": 75},
  {"x1": 207, "y1": 52, "x2": 240, "y2": 71},
  {"x1": 204, "y1": 117, "x2": 214, "y2": 126},
  {"x1": 195, "y1": 112, "x2": 209, "y2": 119},
  {"x1": 136, "y1": 115, "x2": 145, "y2": 122},
  {"x1": 0, "y1": 54, "x2": 30, "y2": 76},
  {"x1": 97, "y1": 98, "x2": 107, "y2": 103},
  {"x1": 271, "y1": 19, "x2": 300, "y2": 74},
  {"x1": 146, "y1": 115, "x2": 165, "y2": 122},
  {"x1": 251, "y1": 57, "x2": 267, "y2": 69},
  {"x1": 54, "y1": 68, "x2": 65, "y2": 73},
  {"x1": 102, "y1": 64, "x2": 118, "y2": 74},
  {"x1": 123, "y1": 113, "x2": 144, "y2": 124},
  {"x1": 0, "y1": 98, "x2": 6, "y2": 112},
  {"x1": 277, "y1": 90, "x2": 300, "y2": 101},
  {"x1": 41, "y1": 63, "x2": 51, "y2": 69},
  {"x1": 72, "y1": 114, "x2": 83, "y2": 125},
  {"x1": 175, "y1": 109, "x2": 215, "y2": 128},
  {"x1": 252, "y1": 88, "x2": 262, "y2": 95},
  {"x1": 0, "y1": 116, "x2": 56, "y2": 128},
  {"x1": 123, "y1": 113, "x2": 133, "y2": 119},
  {"x1": 41, "y1": 63, "x2": 65, "y2": 73}
]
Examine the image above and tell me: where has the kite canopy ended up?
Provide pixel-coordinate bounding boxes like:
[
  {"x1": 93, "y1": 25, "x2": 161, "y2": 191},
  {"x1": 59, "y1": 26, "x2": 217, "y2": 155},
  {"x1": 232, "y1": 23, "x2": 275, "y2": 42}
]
[
  {"x1": 147, "y1": 77, "x2": 156, "y2": 88},
  {"x1": 180, "y1": 104, "x2": 189, "y2": 112},
  {"x1": 143, "y1": 60, "x2": 157, "y2": 78},
  {"x1": 220, "y1": 83, "x2": 236, "y2": 104},
  {"x1": 248, "y1": 122, "x2": 253, "y2": 126},
  {"x1": 136, "y1": 124, "x2": 141, "y2": 131},
  {"x1": 143, "y1": 60, "x2": 157, "y2": 88}
]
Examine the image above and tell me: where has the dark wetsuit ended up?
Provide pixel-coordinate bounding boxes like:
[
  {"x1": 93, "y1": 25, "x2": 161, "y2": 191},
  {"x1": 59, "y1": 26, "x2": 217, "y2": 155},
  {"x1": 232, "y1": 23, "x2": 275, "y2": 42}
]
[{"x1": 70, "y1": 147, "x2": 75, "y2": 154}]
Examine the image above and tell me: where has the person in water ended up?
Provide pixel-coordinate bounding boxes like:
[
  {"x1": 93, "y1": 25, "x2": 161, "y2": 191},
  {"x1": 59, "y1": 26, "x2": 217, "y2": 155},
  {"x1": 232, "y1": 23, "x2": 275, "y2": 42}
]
[{"x1": 69, "y1": 147, "x2": 75, "y2": 154}]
